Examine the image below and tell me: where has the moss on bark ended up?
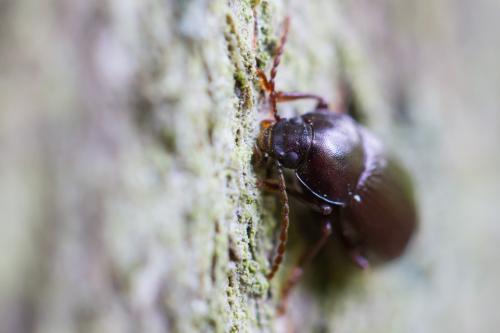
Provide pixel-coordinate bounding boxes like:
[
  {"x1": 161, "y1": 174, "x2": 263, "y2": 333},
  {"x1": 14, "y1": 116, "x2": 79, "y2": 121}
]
[{"x1": 1, "y1": 0, "x2": 454, "y2": 332}]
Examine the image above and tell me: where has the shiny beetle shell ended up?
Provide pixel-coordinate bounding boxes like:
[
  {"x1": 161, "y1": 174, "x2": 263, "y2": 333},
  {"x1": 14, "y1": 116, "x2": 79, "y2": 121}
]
[{"x1": 267, "y1": 109, "x2": 418, "y2": 261}]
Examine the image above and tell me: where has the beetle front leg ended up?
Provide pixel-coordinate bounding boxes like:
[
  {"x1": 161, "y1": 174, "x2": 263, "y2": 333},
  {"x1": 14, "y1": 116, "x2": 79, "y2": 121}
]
[
  {"x1": 257, "y1": 179, "x2": 333, "y2": 215},
  {"x1": 256, "y1": 69, "x2": 272, "y2": 92},
  {"x1": 275, "y1": 91, "x2": 329, "y2": 110},
  {"x1": 277, "y1": 217, "x2": 333, "y2": 315},
  {"x1": 255, "y1": 70, "x2": 329, "y2": 111}
]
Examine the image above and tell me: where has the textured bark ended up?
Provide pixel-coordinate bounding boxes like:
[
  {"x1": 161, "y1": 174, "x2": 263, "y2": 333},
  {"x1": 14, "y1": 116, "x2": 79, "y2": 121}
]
[{"x1": 1, "y1": 0, "x2": 499, "y2": 333}]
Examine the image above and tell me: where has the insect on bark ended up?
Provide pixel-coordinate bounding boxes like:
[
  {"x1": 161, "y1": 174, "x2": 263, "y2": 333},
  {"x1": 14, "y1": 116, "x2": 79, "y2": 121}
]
[{"x1": 253, "y1": 17, "x2": 418, "y2": 313}]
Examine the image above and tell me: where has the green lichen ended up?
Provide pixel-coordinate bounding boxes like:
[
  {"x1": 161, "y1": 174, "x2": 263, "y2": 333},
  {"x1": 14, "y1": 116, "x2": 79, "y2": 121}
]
[
  {"x1": 251, "y1": 0, "x2": 261, "y2": 9},
  {"x1": 254, "y1": 0, "x2": 276, "y2": 69},
  {"x1": 224, "y1": 13, "x2": 254, "y2": 110},
  {"x1": 221, "y1": 4, "x2": 281, "y2": 329}
]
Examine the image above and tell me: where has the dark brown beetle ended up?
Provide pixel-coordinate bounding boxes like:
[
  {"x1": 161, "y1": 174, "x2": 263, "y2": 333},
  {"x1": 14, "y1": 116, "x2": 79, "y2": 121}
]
[{"x1": 254, "y1": 18, "x2": 418, "y2": 310}]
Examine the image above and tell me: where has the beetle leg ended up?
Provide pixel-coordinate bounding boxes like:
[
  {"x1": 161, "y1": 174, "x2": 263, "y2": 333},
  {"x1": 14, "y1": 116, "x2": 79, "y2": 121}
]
[
  {"x1": 277, "y1": 218, "x2": 333, "y2": 315},
  {"x1": 347, "y1": 247, "x2": 370, "y2": 269},
  {"x1": 337, "y1": 210, "x2": 370, "y2": 269},
  {"x1": 257, "y1": 179, "x2": 303, "y2": 198},
  {"x1": 268, "y1": 17, "x2": 291, "y2": 121},
  {"x1": 256, "y1": 70, "x2": 272, "y2": 94},
  {"x1": 256, "y1": 69, "x2": 272, "y2": 92},
  {"x1": 275, "y1": 91, "x2": 329, "y2": 110},
  {"x1": 255, "y1": 71, "x2": 280, "y2": 122},
  {"x1": 258, "y1": 179, "x2": 332, "y2": 215},
  {"x1": 266, "y1": 165, "x2": 290, "y2": 280}
]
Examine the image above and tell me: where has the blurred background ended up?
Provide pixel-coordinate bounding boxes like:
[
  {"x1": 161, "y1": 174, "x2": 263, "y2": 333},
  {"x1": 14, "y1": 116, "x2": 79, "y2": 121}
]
[
  {"x1": 313, "y1": 1, "x2": 500, "y2": 332},
  {"x1": 1, "y1": 0, "x2": 499, "y2": 332}
]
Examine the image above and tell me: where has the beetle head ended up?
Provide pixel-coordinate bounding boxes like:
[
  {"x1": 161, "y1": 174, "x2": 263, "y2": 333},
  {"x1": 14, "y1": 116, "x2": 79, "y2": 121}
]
[{"x1": 257, "y1": 117, "x2": 313, "y2": 169}]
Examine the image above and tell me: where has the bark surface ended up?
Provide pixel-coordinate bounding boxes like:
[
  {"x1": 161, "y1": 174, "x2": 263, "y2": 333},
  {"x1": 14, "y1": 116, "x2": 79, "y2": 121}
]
[{"x1": 1, "y1": 1, "x2": 499, "y2": 333}]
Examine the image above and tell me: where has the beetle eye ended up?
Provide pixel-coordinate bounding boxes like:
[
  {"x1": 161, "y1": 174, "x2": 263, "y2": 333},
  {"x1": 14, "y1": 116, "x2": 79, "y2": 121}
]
[{"x1": 283, "y1": 151, "x2": 300, "y2": 167}]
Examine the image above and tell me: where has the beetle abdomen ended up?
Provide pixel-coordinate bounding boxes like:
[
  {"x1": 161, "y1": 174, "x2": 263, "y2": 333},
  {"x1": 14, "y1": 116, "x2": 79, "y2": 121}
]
[{"x1": 346, "y1": 128, "x2": 418, "y2": 260}]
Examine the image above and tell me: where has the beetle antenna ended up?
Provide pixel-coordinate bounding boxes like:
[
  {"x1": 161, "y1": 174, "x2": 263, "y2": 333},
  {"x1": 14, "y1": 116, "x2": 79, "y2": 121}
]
[
  {"x1": 267, "y1": 163, "x2": 290, "y2": 280},
  {"x1": 269, "y1": 16, "x2": 290, "y2": 122}
]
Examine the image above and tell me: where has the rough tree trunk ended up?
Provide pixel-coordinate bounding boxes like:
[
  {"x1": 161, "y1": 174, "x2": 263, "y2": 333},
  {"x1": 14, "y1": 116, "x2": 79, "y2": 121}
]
[{"x1": 1, "y1": 1, "x2": 499, "y2": 333}]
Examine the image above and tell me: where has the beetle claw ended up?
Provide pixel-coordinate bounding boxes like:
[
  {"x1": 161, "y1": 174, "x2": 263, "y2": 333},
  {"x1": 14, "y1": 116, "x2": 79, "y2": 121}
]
[{"x1": 349, "y1": 249, "x2": 370, "y2": 269}]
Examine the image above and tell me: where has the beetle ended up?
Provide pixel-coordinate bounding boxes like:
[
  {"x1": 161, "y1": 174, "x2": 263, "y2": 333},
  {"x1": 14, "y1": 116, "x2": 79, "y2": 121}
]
[{"x1": 254, "y1": 18, "x2": 418, "y2": 310}]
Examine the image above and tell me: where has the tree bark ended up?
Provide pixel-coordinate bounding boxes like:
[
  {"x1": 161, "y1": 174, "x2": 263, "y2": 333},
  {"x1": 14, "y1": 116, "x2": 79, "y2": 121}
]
[{"x1": 2, "y1": 0, "x2": 499, "y2": 333}]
